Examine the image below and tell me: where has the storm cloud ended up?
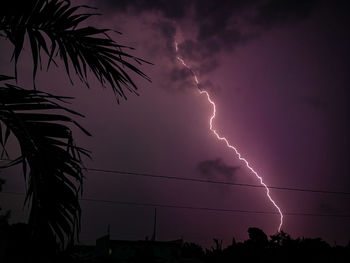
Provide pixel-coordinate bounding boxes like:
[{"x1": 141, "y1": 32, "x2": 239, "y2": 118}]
[
  {"x1": 197, "y1": 158, "x2": 239, "y2": 179},
  {"x1": 97, "y1": 0, "x2": 319, "y2": 72}
]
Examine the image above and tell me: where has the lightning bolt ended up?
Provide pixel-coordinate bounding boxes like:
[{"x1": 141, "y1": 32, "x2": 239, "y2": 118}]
[{"x1": 175, "y1": 41, "x2": 283, "y2": 232}]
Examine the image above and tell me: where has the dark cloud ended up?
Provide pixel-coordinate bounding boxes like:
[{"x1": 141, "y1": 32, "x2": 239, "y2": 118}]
[
  {"x1": 192, "y1": 0, "x2": 255, "y2": 54},
  {"x1": 169, "y1": 67, "x2": 191, "y2": 82},
  {"x1": 252, "y1": 0, "x2": 319, "y2": 27},
  {"x1": 96, "y1": 0, "x2": 320, "y2": 88},
  {"x1": 97, "y1": 0, "x2": 319, "y2": 75},
  {"x1": 152, "y1": 20, "x2": 177, "y2": 57},
  {"x1": 166, "y1": 67, "x2": 194, "y2": 91},
  {"x1": 177, "y1": 39, "x2": 222, "y2": 74},
  {"x1": 100, "y1": 0, "x2": 187, "y2": 19},
  {"x1": 305, "y1": 96, "x2": 328, "y2": 111},
  {"x1": 99, "y1": 0, "x2": 318, "y2": 52},
  {"x1": 197, "y1": 158, "x2": 239, "y2": 179}
]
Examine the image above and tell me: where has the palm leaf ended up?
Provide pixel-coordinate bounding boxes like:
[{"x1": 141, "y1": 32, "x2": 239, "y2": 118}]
[
  {"x1": 0, "y1": 0, "x2": 151, "y2": 101},
  {"x1": 0, "y1": 76, "x2": 90, "y2": 247}
]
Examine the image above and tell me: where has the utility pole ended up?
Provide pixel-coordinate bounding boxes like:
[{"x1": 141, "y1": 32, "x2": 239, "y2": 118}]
[{"x1": 151, "y1": 208, "x2": 157, "y2": 241}]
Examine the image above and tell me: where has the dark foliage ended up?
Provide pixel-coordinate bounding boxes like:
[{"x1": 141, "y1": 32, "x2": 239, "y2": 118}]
[
  {"x1": 0, "y1": 76, "x2": 90, "y2": 248},
  {"x1": 0, "y1": 0, "x2": 150, "y2": 254},
  {"x1": 1, "y1": 225, "x2": 349, "y2": 262},
  {"x1": 0, "y1": 0, "x2": 151, "y2": 101}
]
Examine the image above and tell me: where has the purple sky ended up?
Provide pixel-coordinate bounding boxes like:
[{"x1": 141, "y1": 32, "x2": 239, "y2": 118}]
[{"x1": 1, "y1": 0, "x2": 350, "y2": 247}]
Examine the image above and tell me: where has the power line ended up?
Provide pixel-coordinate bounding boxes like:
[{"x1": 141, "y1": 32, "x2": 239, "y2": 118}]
[
  {"x1": 1, "y1": 191, "x2": 350, "y2": 218},
  {"x1": 1, "y1": 161, "x2": 350, "y2": 195},
  {"x1": 81, "y1": 198, "x2": 350, "y2": 218},
  {"x1": 86, "y1": 168, "x2": 350, "y2": 196},
  {"x1": 82, "y1": 198, "x2": 278, "y2": 215}
]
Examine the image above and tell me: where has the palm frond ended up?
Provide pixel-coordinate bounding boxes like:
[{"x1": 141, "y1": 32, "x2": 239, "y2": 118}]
[
  {"x1": 0, "y1": 0, "x2": 151, "y2": 101},
  {"x1": 0, "y1": 76, "x2": 90, "y2": 247}
]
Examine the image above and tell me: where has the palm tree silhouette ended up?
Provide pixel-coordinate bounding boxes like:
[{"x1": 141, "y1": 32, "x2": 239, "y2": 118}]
[{"x1": 0, "y1": 0, "x2": 150, "y2": 251}]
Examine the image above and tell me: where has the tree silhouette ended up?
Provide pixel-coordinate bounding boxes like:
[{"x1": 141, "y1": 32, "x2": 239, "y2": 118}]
[
  {"x1": 270, "y1": 230, "x2": 296, "y2": 248},
  {"x1": 0, "y1": 83, "x2": 90, "y2": 251},
  {"x1": 0, "y1": 177, "x2": 10, "y2": 228},
  {"x1": 247, "y1": 227, "x2": 268, "y2": 248},
  {"x1": 181, "y1": 242, "x2": 205, "y2": 259},
  {"x1": 0, "y1": 0, "x2": 150, "y2": 252}
]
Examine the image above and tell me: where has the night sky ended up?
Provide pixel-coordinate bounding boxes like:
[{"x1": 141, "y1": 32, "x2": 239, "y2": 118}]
[{"x1": 1, "y1": 0, "x2": 350, "y2": 247}]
